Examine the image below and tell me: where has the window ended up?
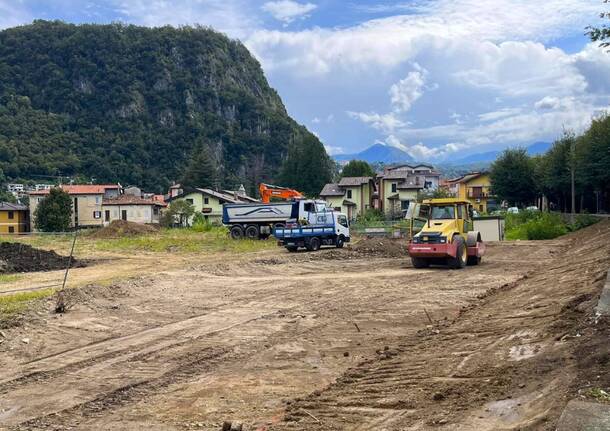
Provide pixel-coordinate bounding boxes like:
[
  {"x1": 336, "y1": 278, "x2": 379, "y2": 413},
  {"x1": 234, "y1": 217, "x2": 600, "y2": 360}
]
[
  {"x1": 346, "y1": 190, "x2": 352, "y2": 199},
  {"x1": 338, "y1": 215, "x2": 349, "y2": 228},
  {"x1": 105, "y1": 210, "x2": 110, "y2": 222},
  {"x1": 334, "y1": 207, "x2": 341, "y2": 211},
  {"x1": 391, "y1": 183, "x2": 397, "y2": 193},
  {"x1": 401, "y1": 200, "x2": 410, "y2": 210},
  {"x1": 457, "y1": 205, "x2": 463, "y2": 219},
  {"x1": 93, "y1": 211, "x2": 102, "y2": 219},
  {"x1": 7, "y1": 211, "x2": 14, "y2": 220},
  {"x1": 186, "y1": 198, "x2": 194, "y2": 205},
  {"x1": 431, "y1": 205, "x2": 456, "y2": 220},
  {"x1": 304, "y1": 202, "x2": 315, "y2": 212},
  {"x1": 121, "y1": 210, "x2": 128, "y2": 221},
  {"x1": 153, "y1": 207, "x2": 159, "y2": 215},
  {"x1": 8, "y1": 226, "x2": 14, "y2": 233},
  {"x1": 204, "y1": 197, "x2": 209, "y2": 205}
]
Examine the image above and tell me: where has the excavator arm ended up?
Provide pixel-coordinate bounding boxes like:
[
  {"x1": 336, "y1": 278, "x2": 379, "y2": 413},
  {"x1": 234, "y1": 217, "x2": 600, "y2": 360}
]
[{"x1": 259, "y1": 183, "x2": 304, "y2": 203}]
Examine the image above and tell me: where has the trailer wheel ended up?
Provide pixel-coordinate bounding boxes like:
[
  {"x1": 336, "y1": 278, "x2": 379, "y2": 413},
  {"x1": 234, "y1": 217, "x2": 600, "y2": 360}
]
[
  {"x1": 286, "y1": 245, "x2": 298, "y2": 252},
  {"x1": 245, "y1": 225, "x2": 259, "y2": 239},
  {"x1": 411, "y1": 257, "x2": 430, "y2": 268},
  {"x1": 336, "y1": 235, "x2": 345, "y2": 249},
  {"x1": 307, "y1": 237, "x2": 321, "y2": 251},
  {"x1": 448, "y1": 236, "x2": 467, "y2": 269},
  {"x1": 230, "y1": 225, "x2": 244, "y2": 240}
]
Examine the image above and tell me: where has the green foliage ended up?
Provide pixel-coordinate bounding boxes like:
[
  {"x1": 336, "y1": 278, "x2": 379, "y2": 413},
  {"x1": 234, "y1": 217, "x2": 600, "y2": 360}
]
[
  {"x1": 490, "y1": 148, "x2": 538, "y2": 206},
  {"x1": 568, "y1": 213, "x2": 600, "y2": 231},
  {"x1": 341, "y1": 160, "x2": 374, "y2": 178},
  {"x1": 356, "y1": 208, "x2": 385, "y2": 224},
  {"x1": 418, "y1": 187, "x2": 453, "y2": 200},
  {"x1": 505, "y1": 212, "x2": 568, "y2": 240},
  {"x1": 34, "y1": 188, "x2": 72, "y2": 232},
  {"x1": 165, "y1": 200, "x2": 196, "y2": 227},
  {"x1": 191, "y1": 213, "x2": 215, "y2": 232},
  {"x1": 181, "y1": 143, "x2": 218, "y2": 189},
  {"x1": 587, "y1": 2, "x2": 610, "y2": 48},
  {"x1": 0, "y1": 21, "x2": 320, "y2": 193},
  {"x1": 278, "y1": 133, "x2": 333, "y2": 196}
]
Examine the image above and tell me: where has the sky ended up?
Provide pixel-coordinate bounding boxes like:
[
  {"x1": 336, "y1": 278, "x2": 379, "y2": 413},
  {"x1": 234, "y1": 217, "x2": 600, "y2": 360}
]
[{"x1": 1, "y1": 0, "x2": 609, "y2": 161}]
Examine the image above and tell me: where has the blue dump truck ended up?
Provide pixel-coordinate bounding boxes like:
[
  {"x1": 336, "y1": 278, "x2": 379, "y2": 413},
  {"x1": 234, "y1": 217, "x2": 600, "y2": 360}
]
[{"x1": 272, "y1": 210, "x2": 351, "y2": 252}]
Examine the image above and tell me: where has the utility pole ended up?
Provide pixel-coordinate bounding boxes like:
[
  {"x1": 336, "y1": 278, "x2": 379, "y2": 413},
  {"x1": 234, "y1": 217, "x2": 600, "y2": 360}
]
[{"x1": 570, "y1": 138, "x2": 576, "y2": 223}]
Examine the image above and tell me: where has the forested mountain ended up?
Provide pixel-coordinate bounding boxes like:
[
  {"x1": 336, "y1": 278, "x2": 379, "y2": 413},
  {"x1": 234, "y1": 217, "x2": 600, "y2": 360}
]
[{"x1": 0, "y1": 20, "x2": 326, "y2": 193}]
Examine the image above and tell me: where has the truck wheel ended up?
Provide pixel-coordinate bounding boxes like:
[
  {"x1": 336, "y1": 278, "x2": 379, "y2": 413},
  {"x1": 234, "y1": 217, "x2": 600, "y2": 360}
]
[
  {"x1": 230, "y1": 225, "x2": 244, "y2": 240},
  {"x1": 448, "y1": 236, "x2": 467, "y2": 269},
  {"x1": 245, "y1": 225, "x2": 259, "y2": 239},
  {"x1": 307, "y1": 237, "x2": 321, "y2": 251},
  {"x1": 411, "y1": 257, "x2": 430, "y2": 268},
  {"x1": 336, "y1": 235, "x2": 345, "y2": 248},
  {"x1": 286, "y1": 245, "x2": 298, "y2": 252},
  {"x1": 467, "y1": 255, "x2": 481, "y2": 265},
  {"x1": 274, "y1": 223, "x2": 286, "y2": 229}
]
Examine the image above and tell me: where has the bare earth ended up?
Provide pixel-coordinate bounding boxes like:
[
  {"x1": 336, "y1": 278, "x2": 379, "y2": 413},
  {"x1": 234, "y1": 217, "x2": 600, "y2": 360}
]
[{"x1": 0, "y1": 222, "x2": 608, "y2": 431}]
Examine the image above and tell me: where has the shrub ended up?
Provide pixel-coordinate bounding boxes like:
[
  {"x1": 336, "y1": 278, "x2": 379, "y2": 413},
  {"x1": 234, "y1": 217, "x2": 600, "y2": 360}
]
[
  {"x1": 568, "y1": 213, "x2": 600, "y2": 231},
  {"x1": 356, "y1": 208, "x2": 384, "y2": 225},
  {"x1": 505, "y1": 211, "x2": 568, "y2": 240}
]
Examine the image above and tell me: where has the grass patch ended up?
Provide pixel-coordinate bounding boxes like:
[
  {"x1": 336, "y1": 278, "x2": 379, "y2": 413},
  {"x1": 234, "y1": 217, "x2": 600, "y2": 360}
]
[
  {"x1": 0, "y1": 289, "x2": 54, "y2": 327},
  {"x1": 587, "y1": 388, "x2": 610, "y2": 402},
  {"x1": 93, "y1": 226, "x2": 276, "y2": 254},
  {"x1": 0, "y1": 274, "x2": 23, "y2": 284}
]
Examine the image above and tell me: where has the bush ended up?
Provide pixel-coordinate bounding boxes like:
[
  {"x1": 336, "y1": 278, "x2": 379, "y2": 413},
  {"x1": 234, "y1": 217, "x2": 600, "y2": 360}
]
[
  {"x1": 191, "y1": 215, "x2": 214, "y2": 232},
  {"x1": 568, "y1": 213, "x2": 600, "y2": 231},
  {"x1": 356, "y1": 208, "x2": 384, "y2": 224},
  {"x1": 505, "y1": 212, "x2": 567, "y2": 240}
]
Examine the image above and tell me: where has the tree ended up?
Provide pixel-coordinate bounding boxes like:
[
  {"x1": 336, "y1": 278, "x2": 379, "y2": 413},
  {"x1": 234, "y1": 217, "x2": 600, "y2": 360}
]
[
  {"x1": 490, "y1": 148, "x2": 538, "y2": 207},
  {"x1": 341, "y1": 160, "x2": 375, "y2": 178},
  {"x1": 34, "y1": 188, "x2": 72, "y2": 232},
  {"x1": 278, "y1": 134, "x2": 333, "y2": 196},
  {"x1": 587, "y1": 1, "x2": 610, "y2": 48},
  {"x1": 181, "y1": 144, "x2": 218, "y2": 189},
  {"x1": 165, "y1": 200, "x2": 196, "y2": 227}
]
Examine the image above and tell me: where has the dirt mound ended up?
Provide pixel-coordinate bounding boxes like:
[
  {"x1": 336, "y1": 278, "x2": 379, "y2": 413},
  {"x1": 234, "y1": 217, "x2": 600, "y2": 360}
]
[
  {"x1": 0, "y1": 242, "x2": 85, "y2": 273},
  {"x1": 91, "y1": 220, "x2": 159, "y2": 238},
  {"x1": 349, "y1": 236, "x2": 407, "y2": 258}
]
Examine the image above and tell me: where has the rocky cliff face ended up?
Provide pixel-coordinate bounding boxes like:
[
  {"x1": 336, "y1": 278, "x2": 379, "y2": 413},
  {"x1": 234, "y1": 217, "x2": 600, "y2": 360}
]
[{"x1": 0, "y1": 21, "x2": 319, "y2": 192}]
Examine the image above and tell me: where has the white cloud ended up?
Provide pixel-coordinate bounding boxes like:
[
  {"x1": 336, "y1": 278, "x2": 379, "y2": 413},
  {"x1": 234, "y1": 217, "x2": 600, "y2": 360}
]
[
  {"x1": 347, "y1": 111, "x2": 407, "y2": 134},
  {"x1": 324, "y1": 144, "x2": 344, "y2": 155},
  {"x1": 389, "y1": 66, "x2": 427, "y2": 112},
  {"x1": 262, "y1": 0, "x2": 316, "y2": 25}
]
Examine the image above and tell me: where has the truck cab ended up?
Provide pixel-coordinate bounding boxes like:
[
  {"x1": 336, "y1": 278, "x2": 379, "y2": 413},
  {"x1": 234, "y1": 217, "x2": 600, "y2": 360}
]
[{"x1": 407, "y1": 198, "x2": 485, "y2": 269}]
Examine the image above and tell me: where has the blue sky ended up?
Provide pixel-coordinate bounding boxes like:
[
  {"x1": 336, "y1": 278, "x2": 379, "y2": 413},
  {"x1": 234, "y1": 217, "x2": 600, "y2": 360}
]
[{"x1": 1, "y1": 0, "x2": 609, "y2": 161}]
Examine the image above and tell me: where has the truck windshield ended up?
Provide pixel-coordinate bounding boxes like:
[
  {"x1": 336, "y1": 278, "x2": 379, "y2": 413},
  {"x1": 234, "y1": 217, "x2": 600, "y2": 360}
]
[
  {"x1": 430, "y1": 205, "x2": 456, "y2": 220},
  {"x1": 316, "y1": 203, "x2": 327, "y2": 213}
]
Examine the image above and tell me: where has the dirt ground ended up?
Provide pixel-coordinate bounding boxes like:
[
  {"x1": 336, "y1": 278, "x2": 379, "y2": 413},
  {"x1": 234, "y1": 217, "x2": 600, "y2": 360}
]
[
  {"x1": 0, "y1": 242, "x2": 85, "y2": 274},
  {"x1": 0, "y1": 222, "x2": 608, "y2": 431}
]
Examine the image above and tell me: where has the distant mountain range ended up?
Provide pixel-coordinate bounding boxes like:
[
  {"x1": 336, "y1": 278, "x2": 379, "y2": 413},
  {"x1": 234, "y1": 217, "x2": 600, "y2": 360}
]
[
  {"x1": 334, "y1": 143, "x2": 413, "y2": 164},
  {"x1": 334, "y1": 141, "x2": 552, "y2": 166},
  {"x1": 448, "y1": 141, "x2": 552, "y2": 165}
]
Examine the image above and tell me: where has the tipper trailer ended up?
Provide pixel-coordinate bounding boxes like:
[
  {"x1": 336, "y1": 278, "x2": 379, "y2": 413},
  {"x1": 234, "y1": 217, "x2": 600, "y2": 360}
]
[{"x1": 223, "y1": 199, "x2": 332, "y2": 240}]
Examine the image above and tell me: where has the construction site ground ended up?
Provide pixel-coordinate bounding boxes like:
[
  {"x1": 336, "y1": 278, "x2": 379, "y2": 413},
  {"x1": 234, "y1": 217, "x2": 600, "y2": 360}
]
[{"x1": 0, "y1": 222, "x2": 609, "y2": 431}]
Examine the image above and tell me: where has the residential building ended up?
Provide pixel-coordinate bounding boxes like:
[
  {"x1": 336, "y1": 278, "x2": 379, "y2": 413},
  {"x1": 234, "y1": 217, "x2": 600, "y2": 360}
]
[
  {"x1": 7, "y1": 184, "x2": 25, "y2": 194},
  {"x1": 0, "y1": 203, "x2": 29, "y2": 234},
  {"x1": 377, "y1": 164, "x2": 441, "y2": 217},
  {"x1": 455, "y1": 172, "x2": 497, "y2": 213},
  {"x1": 102, "y1": 195, "x2": 166, "y2": 225},
  {"x1": 29, "y1": 184, "x2": 121, "y2": 230},
  {"x1": 319, "y1": 177, "x2": 375, "y2": 220},
  {"x1": 168, "y1": 187, "x2": 258, "y2": 224},
  {"x1": 34, "y1": 184, "x2": 52, "y2": 191}
]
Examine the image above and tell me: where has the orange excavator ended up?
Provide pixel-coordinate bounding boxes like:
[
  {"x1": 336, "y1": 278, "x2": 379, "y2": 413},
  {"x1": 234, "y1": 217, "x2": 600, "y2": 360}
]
[{"x1": 259, "y1": 183, "x2": 304, "y2": 203}]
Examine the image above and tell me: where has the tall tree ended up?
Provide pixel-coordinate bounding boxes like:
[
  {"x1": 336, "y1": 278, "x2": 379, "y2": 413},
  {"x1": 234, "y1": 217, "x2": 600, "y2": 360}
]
[
  {"x1": 34, "y1": 188, "x2": 72, "y2": 232},
  {"x1": 341, "y1": 160, "x2": 375, "y2": 178},
  {"x1": 181, "y1": 144, "x2": 218, "y2": 189},
  {"x1": 587, "y1": 1, "x2": 610, "y2": 48},
  {"x1": 490, "y1": 148, "x2": 538, "y2": 206},
  {"x1": 278, "y1": 134, "x2": 333, "y2": 197}
]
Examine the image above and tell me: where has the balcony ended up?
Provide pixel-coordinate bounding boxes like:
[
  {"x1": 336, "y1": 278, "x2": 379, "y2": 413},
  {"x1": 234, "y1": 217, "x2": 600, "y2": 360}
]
[{"x1": 467, "y1": 187, "x2": 492, "y2": 199}]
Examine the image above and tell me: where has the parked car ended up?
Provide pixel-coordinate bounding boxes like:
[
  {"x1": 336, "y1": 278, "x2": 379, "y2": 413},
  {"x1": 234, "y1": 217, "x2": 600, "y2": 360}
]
[{"x1": 507, "y1": 207, "x2": 519, "y2": 214}]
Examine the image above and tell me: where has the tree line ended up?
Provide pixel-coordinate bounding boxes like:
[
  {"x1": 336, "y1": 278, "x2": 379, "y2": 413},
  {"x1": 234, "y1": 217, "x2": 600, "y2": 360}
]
[{"x1": 491, "y1": 115, "x2": 610, "y2": 213}]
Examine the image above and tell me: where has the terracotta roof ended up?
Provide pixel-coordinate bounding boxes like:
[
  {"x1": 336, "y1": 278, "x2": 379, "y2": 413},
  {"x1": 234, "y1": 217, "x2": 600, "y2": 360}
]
[
  {"x1": 338, "y1": 177, "x2": 373, "y2": 187},
  {"x1": 103, "y1": 195, "x2": 165, "y2": 206},
  {"x1": 29, "y1": 184, "x2": 120, "y2": 195},
  {"x1": 320, "y1": 183, "x2": 345, "y2": 197},
  {"x1": 0, "y1": 202, "x2": 28, "y2": 211}
]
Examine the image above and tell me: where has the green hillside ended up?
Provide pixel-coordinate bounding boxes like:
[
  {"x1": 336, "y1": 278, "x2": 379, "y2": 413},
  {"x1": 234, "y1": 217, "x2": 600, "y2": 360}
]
[{"x1": 0, "y1": 20, "x2": 326, "y2": 193}]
